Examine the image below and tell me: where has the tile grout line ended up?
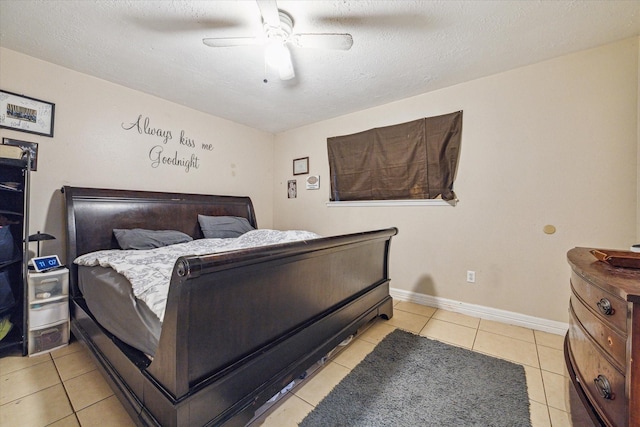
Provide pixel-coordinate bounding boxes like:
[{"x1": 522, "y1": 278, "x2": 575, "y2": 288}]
[
  {"x1": 470, "y1": 320, "x2": 479, "y2": 350},
  {"x1": 50, "y1": 354, "x2": 82, "y2": 427},
  {"x1": 0, "y1": 353, "x2": 59, "y2": 407},
  {"x1": 532, "y1": 330, "x2": 553, "y2": 426}
]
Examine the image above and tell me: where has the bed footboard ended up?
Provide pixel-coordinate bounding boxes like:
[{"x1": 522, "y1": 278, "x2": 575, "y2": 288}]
[{"x1": 147, "y1": 227, "x2": 397, "y2": 426}]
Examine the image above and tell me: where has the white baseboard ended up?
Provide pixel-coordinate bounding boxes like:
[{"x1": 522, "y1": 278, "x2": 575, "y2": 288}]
[{"x1": 389, "y1": 287, "x2": 568, "y2": 336}]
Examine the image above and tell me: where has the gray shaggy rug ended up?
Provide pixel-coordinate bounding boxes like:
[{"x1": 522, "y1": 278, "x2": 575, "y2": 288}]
[{"x1": 300, "y1": 329, "x2": 531, "y2": 427}]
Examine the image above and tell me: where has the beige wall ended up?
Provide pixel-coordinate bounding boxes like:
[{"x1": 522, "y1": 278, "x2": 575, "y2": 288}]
[
  {"x1": 2, "y1": 38, "x2": 637, "y2": 325},
  {"x1": 273, "y1": 38, "x2": 639, "y2": 323},
  {"x1": 0, "y1": 48, "x2": 275, "y2": 262}
]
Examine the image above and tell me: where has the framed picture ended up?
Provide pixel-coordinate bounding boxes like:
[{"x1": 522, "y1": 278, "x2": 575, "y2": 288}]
[
  {"x1": 293, "y1": 157, "x2": 309, "y2": 175},
  {"x1": 0, "y1": 90, "x2": 55, "y2": 137},
  {"x1": 287, "y1": 180, "x2": 297, "y2": 198},
  {"x1": 3, "y1": 138, "x2": 38, "y2": 171}
]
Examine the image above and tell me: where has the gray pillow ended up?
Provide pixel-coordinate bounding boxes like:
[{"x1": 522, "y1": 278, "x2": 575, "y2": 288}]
[
  {"x1": 198, "y1": 215, "x2": 255, "y2": 238},
  {"x1": 113, "y1": 228, "x2": 193, "y2": 250}
]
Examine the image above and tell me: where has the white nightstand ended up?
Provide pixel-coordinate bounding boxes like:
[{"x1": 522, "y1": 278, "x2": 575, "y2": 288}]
[{"x1": 27, "y1": 267, "x2": 70, "y2": 356}]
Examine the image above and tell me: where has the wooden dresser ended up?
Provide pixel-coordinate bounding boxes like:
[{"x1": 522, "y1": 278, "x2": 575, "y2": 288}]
[{"x1": 565, "y1": 247, "x2": 640, "y2": 427}]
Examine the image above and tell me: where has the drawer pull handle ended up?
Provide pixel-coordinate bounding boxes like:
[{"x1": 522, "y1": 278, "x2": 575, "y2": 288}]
[
  {"x1": 596, "y1": 298, "x2": 614, "y2": 316},
  {"x1": 593, "y1": 375, "x2": 614, "y2": 400}
]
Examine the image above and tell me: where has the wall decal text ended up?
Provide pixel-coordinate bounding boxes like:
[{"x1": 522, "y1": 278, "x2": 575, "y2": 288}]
[{"x1": 121, "y1": 114, "x2": 214, "y2": 173}]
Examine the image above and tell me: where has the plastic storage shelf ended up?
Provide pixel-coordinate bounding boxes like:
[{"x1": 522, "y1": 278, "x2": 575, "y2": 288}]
[{"x1": 27, "y1": 268, "x2": 69, "y2": 356}]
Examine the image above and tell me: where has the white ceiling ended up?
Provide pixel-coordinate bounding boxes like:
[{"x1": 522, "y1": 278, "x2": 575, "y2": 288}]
[{"x1": 1, "y1": 1, "x2": 639, "y2": 134}]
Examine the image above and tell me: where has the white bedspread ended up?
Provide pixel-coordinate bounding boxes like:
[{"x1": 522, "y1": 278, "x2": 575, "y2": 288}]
[{"x1": 74, "y1": 229, "x2": 321, "y2": 322}]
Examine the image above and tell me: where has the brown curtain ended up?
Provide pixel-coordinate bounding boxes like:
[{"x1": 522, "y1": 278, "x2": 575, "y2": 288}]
[{"x1": 327, "y1": 111, "x2": 462, "y2": 201}]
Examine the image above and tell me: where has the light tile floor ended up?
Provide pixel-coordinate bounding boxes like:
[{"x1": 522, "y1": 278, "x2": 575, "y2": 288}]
[{"x1": 0, "y1": 301, "x2": 572, "y2": 426}]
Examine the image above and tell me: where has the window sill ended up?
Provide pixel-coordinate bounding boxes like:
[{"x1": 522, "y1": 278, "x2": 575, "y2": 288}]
[{"x1": 326, "y1": 199, "x2": 457, "y2": 207}]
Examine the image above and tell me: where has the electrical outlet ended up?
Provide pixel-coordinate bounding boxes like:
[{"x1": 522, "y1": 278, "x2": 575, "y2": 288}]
[{"x1": 466, "y1": 270, "x2": 476, "y2": 283}]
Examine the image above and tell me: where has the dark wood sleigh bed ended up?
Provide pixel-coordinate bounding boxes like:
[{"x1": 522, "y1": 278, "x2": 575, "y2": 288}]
[{"x1": 62, "y1": 186, "x2": 397, "y2": 426}]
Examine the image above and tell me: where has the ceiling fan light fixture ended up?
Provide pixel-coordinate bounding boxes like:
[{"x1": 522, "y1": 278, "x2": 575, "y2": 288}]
[
  {"x1": 265, "y1": 40, "x2": 295, "y2": 80},
  {"x1": 278, "y1": 56, "x2": 295, "y2": 80}
]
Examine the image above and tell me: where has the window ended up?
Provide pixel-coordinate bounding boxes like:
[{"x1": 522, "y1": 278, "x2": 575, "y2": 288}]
[{"x1": 327, "y1": 111, "x2": 462, "y2": 202}]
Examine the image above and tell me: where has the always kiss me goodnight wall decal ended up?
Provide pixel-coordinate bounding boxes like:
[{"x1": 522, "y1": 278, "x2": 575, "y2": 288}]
[{"x1": 121, "y1": 114, "x2": 214, "y2": 173}]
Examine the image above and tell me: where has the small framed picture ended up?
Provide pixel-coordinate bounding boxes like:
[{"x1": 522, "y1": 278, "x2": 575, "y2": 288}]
[
  {"x1": 287, "y1": 180, "x2": 297, "y2": 198},
  {"x1": 293, "y1": 157, "x2": 309, "y2": 175},
  {"x1": 0, "y1": 90, "x2": 55, "y2": 137},
  {"x1": 2, "y1": 138, "x2": 38, "y2": 171}
]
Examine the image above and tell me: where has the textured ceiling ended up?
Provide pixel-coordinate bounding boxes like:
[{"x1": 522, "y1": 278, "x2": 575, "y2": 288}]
[{"x1": 1, "y1": 0, "x2": 639, "y2": 133}]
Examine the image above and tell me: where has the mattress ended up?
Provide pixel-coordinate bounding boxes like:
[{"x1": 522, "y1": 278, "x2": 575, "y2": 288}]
[{"x1": 78, "y1": 265, "x2": 161, "y2": 356}]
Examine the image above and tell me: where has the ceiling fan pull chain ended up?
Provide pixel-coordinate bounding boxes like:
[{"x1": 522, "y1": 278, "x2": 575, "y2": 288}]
[{"x1": 263, "y1": 56, "x2": 269, "y2": 83}]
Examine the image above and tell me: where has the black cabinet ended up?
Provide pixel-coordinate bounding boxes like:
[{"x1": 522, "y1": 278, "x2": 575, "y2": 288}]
[{"x1": 0, "y1": 157, "x2": 30, "y2": 356}]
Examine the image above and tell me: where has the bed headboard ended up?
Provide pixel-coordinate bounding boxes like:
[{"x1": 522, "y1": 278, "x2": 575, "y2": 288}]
[{"x1": 62, "y1": 186, "x2": 257, "y2": 296}]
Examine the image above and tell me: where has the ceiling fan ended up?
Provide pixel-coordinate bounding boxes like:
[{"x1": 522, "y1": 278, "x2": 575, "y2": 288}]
[{"x1": 202, "y1": 0, "x2": 353, "y2": 81}]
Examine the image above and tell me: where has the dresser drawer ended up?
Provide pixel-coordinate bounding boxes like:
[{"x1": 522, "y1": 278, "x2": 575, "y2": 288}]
[
  {"x1": 568, "y1": 313, "x2": 627, "y2": 427},
  {"x1": 570, "y1": 295, "x2": 626, "y2": 371},
  {"x1": 571, "y1": 271, "x2": 627, "y2": 333}
]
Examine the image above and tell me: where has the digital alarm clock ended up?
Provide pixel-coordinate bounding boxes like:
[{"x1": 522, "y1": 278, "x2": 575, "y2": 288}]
[{"x1": 31, "y1": 254, "x2": 62, "y2": 272}]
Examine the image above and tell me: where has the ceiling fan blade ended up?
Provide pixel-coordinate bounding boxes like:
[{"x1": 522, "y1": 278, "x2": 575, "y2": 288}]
[
  {"x1": 202, "y1": 37, "x2": 260, "y2": 47},
  {"x1": 256, "y1": 0, "x2": 281, "y2": 28},
  {"x1": 293, "y1": 33, "x2": 353, "y2": 50}
]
